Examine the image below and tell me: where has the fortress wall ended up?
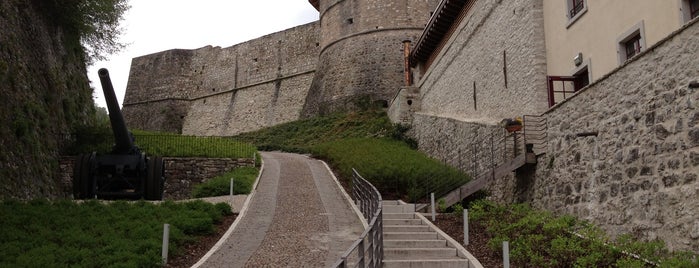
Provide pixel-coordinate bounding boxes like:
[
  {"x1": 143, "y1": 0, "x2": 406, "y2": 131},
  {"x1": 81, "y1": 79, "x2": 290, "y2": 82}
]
[
  {"x1": 182, "y1": 73, "x2": 314, "y2": 136},
  {"x1": 317, "y1": 0, "x2": 437, "y2": 48},
  {"x1": 123, "y1": 22, "x2": 319, "y2": 134},
  {"x1": 529, "y1": 21, "x2": 699, "y2": 251},
  {"x1": 416, "y1": 0, "x2": 548, "y2": 122},
  {"x1": 407, "y1": 0, "x2": 547, "y2": 201},
  {"x1": 123, "y1": 49, "x2": 196, "y2": 104},
  {"x1": 302, "y1": 0, "x2": 438, "y2": 116}
]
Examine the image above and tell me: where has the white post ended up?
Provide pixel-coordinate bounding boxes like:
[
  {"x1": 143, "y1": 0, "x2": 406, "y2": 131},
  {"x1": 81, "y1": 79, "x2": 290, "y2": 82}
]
[
  {"x1": 464, "y1": 209, "x2": 469, "y2": 245},
  {"x1": 430, "y1": 193, "x2": 436, "y2": 221},
  {"x1": 162, "y1": 224, "x2": 170, "y2": 265},
  {"x1": 503, "y1": 241, "x2": 510, "y2": 268},
  {"x1": 230, "y1": 177, "x2": 239, "y2": 199}
]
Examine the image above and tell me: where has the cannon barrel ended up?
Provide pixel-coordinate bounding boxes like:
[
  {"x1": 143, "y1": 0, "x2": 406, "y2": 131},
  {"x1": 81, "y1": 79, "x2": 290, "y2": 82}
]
[{"x1": 98, "y1": 68, "x2": 135, "y2": 154}]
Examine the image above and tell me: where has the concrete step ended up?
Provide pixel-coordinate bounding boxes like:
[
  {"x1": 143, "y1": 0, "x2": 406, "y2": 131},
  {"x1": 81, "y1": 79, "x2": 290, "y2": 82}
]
[
  {"x1": 384, "y1": 239, "x2": 448, "y2": 248},
  {"x1": 383, "y1": 213, "x2": 416, "y2": 219},
  {"x1": 384, "y1": 218, "x2": 423, "y2": 225},
  {"x1": 382, "y1": 200, "x2": 404, "y2": 206},
  {"x1": 383, "y1": 259, "x2": 472, "y2": 268},
  {"x1": 384, "y1": 248, "x2": 459, "y2": 260},
  {"x1": 384, "y1": 225, "x2": 431, "y2": 233},
  {"x1": 383, "y1": 204, "x2": 416, "y2": 213},
  {"x1": 384, "y1": 232, "x2": 439, "y2": 240}
]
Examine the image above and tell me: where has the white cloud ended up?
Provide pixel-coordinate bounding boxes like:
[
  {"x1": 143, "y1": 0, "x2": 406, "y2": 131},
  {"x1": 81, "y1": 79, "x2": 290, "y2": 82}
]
[{"x1": 88, "y1": 0, "x2": 319, "y2": 109}]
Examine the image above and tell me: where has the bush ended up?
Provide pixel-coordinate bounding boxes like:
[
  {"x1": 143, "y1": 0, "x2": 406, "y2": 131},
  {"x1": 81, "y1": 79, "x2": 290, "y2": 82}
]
[
  {"x1": 192, "y1": 167, "x2": 259, "y2": 198},
  {"x1": 469, "y1": 199, "x2": 698, "y2": 267}
]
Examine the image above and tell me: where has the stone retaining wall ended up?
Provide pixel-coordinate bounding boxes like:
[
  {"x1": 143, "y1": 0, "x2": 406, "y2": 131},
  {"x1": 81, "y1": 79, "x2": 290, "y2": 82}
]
[
  {"x1": 527, "y1": 20, "x2": 699, "y2": 251},
  {"x1": 59, "y1": 157, "x2": 254, "y2": 200}
]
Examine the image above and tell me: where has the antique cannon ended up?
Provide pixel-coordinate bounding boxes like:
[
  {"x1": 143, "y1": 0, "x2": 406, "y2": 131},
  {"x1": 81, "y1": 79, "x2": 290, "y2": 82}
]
[{"x1": 73, "y1": 68, "x2": 164, "y2": 200}]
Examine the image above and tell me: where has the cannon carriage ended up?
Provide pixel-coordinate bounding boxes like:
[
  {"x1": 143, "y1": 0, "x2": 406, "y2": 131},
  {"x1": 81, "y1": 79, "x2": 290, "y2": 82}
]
[{"x1": 73, "y1": 68, "x2": 164, "y2": 200}]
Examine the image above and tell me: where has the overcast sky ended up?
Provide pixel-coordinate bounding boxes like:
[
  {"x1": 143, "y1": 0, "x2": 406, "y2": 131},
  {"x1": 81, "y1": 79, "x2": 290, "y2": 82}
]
[{"x1": 88, "y1": 0, "x2": 319, "y2": 109}]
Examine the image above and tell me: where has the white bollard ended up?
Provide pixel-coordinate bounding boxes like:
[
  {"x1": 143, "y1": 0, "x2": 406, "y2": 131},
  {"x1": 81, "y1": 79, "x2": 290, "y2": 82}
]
[
  {"x1": 430, "y1": 193, "x2": 436, "y2": 221},
  {"x1": 503, "y1": 241, "x2": 510, "y2": 268},
  {"x1": 162, "y1": 224, "x2": 170, "y2": 265},
  {"x1": 230, "y1": 178, "x2": 239, "y2": 199},
  {"x1": 464, "y1": 209, "x2": 469, "y2": 246}
]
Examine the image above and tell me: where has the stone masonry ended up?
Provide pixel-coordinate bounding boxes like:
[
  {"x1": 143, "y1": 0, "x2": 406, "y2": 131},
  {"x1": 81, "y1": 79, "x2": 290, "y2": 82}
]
[
  {"x1": 405, "y1": 3, "x2": 699, "y2": 251},
  {"x1": 528, "y1": 20, "x2": 699, "y2": 251},
  {"x1": 414, "y1": 0, "x2": 549, "y2": 122},
  {"x1": 302, "y1": 0, "x2": 439, "y2": 116},
  {"x1": 122, "y1": 22, "x2": 320, "y2": 135},
  {"x1": 123, "y1": 0, "x2": 440, "y2": 134},
  {"x1": 60, "y1": 157, "x2": 254, "y2": 200},
  {"x1": 405, "y1": 0, "x2": 547, "y2": 203}
]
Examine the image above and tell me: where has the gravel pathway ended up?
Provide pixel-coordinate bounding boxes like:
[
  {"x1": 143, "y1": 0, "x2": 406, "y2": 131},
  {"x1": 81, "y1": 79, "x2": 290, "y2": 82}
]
[{"x1": 199, "y1": 152, "x2": 364, "y2": 267}]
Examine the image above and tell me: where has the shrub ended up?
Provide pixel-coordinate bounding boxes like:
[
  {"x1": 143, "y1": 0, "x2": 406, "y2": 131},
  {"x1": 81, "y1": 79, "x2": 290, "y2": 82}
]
[{"x1": 470, "y1": 199, "x2": 698, "y2": 267}]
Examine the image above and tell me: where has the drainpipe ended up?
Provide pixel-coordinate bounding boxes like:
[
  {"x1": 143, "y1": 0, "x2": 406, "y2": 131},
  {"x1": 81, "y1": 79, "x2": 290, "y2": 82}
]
[{"x1": 403, "y1": 40, "x2": 412, "y2": 87}]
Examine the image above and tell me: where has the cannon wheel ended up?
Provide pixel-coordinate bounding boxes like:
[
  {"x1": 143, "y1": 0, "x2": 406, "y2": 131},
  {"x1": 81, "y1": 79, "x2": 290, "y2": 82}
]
[
  {"x1": 73, "y1": 153, "x2": 96, "y2": 199},
  {"x1": 145, "y1": 156, "x2": 164, "y2": 200}
]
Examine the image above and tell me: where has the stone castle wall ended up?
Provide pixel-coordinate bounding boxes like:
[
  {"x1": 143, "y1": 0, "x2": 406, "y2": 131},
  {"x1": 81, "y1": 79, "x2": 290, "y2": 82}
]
[
  {"x1": 528, "y1": 21, "x2": 699, "y2": 251},
  {"x1": 122, "y1": 22, "x2": 320, "y2": 135},
  {"x1": 409, "y1": 2, "x2": 699, "y2": 250},
  {"x1": 415, "y1": 0, "x2": 548, "y2": 122},
  {"x1": 407, "y1": 0, "x2": 547, "y2": 201},
  {"x1": 302, "y1": 0, "x2": 439, "y2": 116}
]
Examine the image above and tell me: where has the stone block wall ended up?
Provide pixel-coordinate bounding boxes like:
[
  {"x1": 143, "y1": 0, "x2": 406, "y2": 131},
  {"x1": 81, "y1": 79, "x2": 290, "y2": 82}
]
[
  {"x1": 527, "y1": 21, "x2": 699, "y2": 251},
  {"x1": 164, "y1": 157, "x2": 254, "y2": 200},
  {"x1": 415, "y1": 0, "x2": 548, "y2": 122},
  {"x1": 59, "y1": 157, "x2": 254, "y2": 200},
  {"x1": 122, "y1": 22, "x2": 320, "y2": 135},
  {"x1": 302, "y1": 0, "x2": 439, "y2": 116},
  {"x1": 410, "y1": 113, "x2": 518, "y2": 202}
]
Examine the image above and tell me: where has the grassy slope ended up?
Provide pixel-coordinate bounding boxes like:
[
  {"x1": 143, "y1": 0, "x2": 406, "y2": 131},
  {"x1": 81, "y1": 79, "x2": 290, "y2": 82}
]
[{"x1": 234, "y1": 110, "x2": 468, "y2": 201}]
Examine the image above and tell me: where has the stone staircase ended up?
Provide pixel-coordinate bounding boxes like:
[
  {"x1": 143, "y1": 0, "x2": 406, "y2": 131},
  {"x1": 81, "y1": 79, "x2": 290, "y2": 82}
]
[{"x1": 382, "y1": 200, "x2": 482, "y2": 268}]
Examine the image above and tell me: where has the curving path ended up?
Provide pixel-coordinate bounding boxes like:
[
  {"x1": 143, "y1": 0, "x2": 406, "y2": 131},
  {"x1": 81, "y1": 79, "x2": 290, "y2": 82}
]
[{"x1": 197, "y1": 152, "x2": 364, "y2": 267}]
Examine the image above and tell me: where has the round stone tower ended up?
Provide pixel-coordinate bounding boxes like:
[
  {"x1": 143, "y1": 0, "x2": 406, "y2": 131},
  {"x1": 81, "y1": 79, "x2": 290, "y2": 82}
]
[{"x1": 302, "y1": 0, "x2": 439, "y2": 116}]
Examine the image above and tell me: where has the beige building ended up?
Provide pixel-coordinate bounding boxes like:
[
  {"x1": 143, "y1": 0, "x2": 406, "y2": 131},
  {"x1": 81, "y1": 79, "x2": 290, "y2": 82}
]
[{"x1": 544, "y1": 0, "x2": 699, "y2": 106}]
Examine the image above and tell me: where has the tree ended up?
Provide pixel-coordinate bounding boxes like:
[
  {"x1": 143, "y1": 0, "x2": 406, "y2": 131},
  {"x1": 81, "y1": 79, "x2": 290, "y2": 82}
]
[{"x1": 41, "y1": 0, "x2": 130, "y2": 64}]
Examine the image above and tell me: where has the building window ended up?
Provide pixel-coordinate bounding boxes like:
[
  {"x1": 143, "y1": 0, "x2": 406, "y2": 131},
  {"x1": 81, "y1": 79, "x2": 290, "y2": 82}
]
[
  {"x1": 569, "y1": 0, "x2": 585, "y2": 18},
  {"x1": 547, "y1": 60, "x2": 591, "y2": 107},
  {"x1": 681, "y1": 0, "x2": 699, "y2": 23},
  {"x1": 616, "y1": 21, "x2": 646, "y2": 65},
  {"x1": 624, "y1": 34, "x2": 642, "y2": 59},
  {"x1": 565, "y1": 0, "x2": 588, "y2": 28}
]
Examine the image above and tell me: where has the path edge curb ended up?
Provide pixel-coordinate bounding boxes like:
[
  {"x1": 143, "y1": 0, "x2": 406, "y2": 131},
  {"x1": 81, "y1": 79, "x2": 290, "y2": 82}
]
[
  {"x1": 318, "y1": 159, "x2": 368, "y2": 228},
  {"x1": 191, "y1": 156, "x2": 266, "y2": 268}
]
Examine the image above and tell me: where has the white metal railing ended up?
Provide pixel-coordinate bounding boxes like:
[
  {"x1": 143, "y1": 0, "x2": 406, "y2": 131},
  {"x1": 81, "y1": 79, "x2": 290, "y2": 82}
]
[{"x1": 332, "y1": 169, "x2": 383, "y2": 268}]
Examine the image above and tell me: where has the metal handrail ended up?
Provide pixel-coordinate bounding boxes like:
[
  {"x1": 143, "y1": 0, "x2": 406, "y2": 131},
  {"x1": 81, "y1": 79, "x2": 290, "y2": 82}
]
[{"x1": 333, "y1": 169, "x2": 383, "y2": 268}]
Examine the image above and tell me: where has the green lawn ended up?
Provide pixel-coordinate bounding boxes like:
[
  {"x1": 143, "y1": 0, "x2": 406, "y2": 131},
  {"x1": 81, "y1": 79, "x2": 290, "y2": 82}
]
[{"x1": 0, "y1": 199, "x2": 231, "y2": 267}]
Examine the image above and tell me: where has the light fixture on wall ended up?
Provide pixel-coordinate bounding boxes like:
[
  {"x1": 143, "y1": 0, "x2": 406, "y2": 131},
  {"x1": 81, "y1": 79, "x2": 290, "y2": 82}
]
[{"x1": 574, "y1": 53, "x2": 583, "y2": 66}]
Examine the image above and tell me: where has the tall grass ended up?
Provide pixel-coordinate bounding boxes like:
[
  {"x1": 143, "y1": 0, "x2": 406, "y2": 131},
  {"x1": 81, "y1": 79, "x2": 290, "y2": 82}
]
[
  {"x1": 311, "y1": 138, "x2": 469, "y2": 201},
  {"x1": 65, "y1": 126, "x2": 257, "y2": 158},
  {"x1": 0, "y1": 199, "x2": 231, "y2": 267},
  {"x1": 133, "y1": 132, "x2": 257, "y2": 159},
  {"x1": 192, "y1": 167, "x2": 259, "y2": 198},
  {"x1": 235, "y1": 110, "x2": 405, "y2": 152}
]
